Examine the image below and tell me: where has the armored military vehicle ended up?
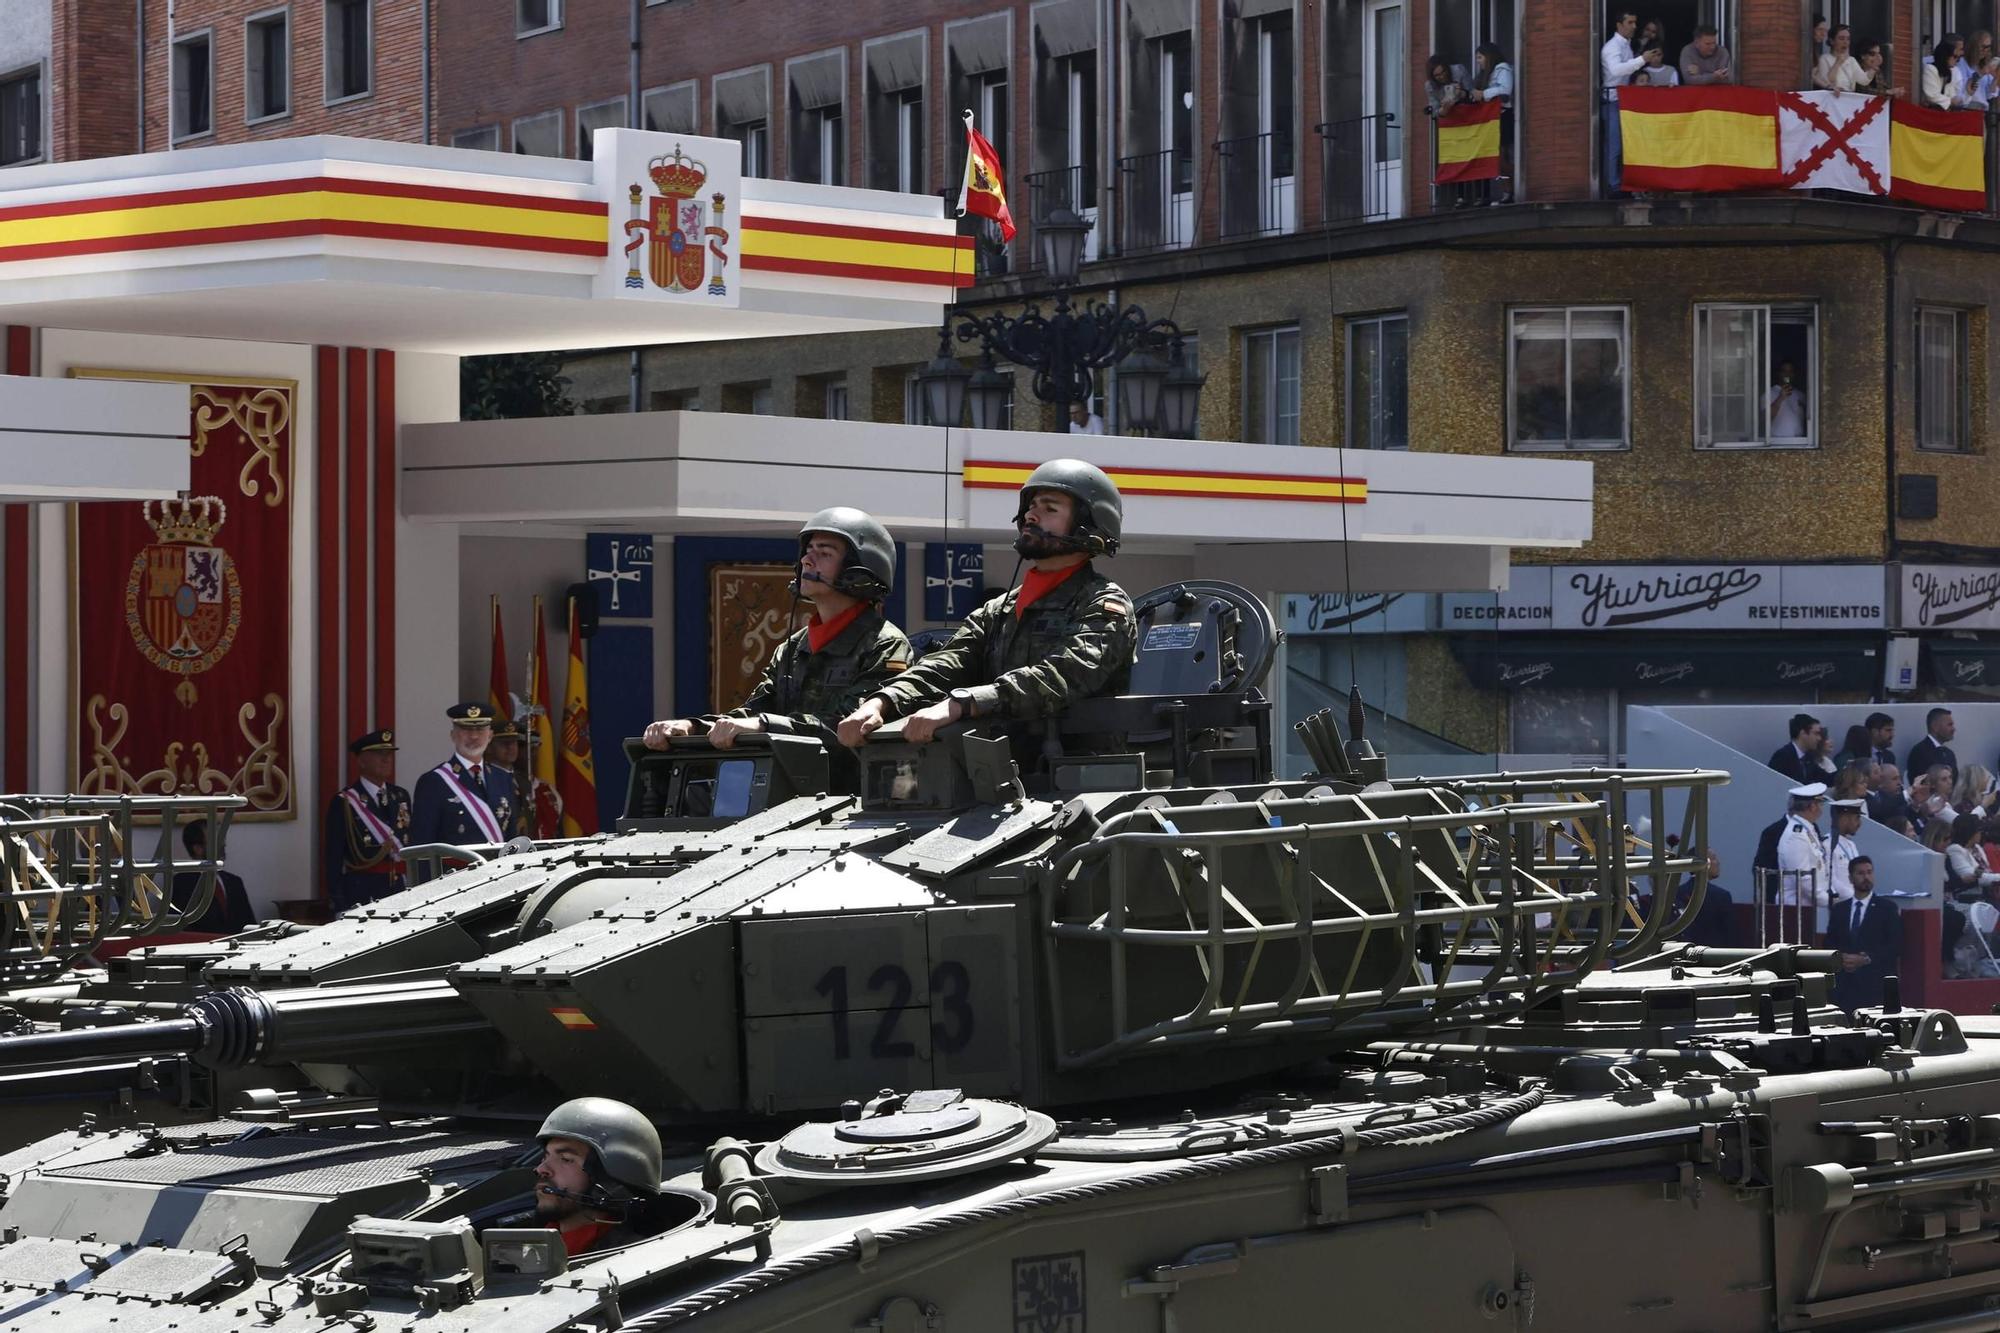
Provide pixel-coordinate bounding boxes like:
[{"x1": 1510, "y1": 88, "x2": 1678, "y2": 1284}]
[{"x1": 0, "y1": 582, "x2": 1981, "y2": 1330}]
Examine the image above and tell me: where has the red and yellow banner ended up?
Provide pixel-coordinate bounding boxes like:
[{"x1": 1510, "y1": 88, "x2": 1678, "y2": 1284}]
[
  {"x1": 964, "y1": 460, "x2": 1366, "y2": 504},
  {"x1": 1434, "y1": 101, "x2": 1503, "y2": 184},
  {"x1": 558, "y1": 597, "x2": 598, "y2": 838},
  {"x1": 959, "y1": 120, "x2": 1016, "y2": 243},
  {"x1": 740, "y1": 214, "x2": 974, "y2": 289},
  {"x1": 1890, "y1": 101, "x2": 1987, "y2": 211},
  {"x1": 529, "y1": 594, "x2": 562, "y2": 838},
  {"x1": 72, "y1": 371, "x2": 294, "y2": 816},
  {"x1": 1618, "y1": 86, "x2": 1783, "y2": 192},
  {"x1": 0, "y1": 177, "x2": 607, "y2": 265}
]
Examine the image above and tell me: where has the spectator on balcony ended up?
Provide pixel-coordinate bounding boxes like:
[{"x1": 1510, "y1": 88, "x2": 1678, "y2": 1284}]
[
  {"x1": 1907, "y1": 706, "x2": 1957, "y2": 782},
  {"x1": 1066, "y1": 402, "x2": 1105, "y2": 435},
  {"x1": 1636, "y1": 18, "x2": 1666, "y2": 60},
  {"x1": 1924, "y1": 36, "x2": 1971, "y2": 109},
  {"x1": 1960, "y1": 31, "x2": 1991, "y2": 93},
  {"x1": 1425, "y1": 54, "x2": 1470, "y2": 116},
  {"x1": 1769, "y1": 712, "x2": 1833, "y2": 783},
  {"x1": 1468, "y1": 42, "x2": 1516, "y2": 204},
  {"x1": 1969, "y1": 54, "x2": 2000, "y2": 109},
  {"x1": 1813, "y1": 14, "x2": 1830, "y2": 62},
  {"x1": 1957, "y1": 763, "x2": 2000, "y2": 816},
  {"x1": 1634, "y1": 43, "x2": 1680, "y2": 86},
  {"x1": 1848, "y1": 39, "x2": 1906, "y2": 97},
  {"x1": 1679, "y1": 26, "x2": 1735, "y2": 86},
  {"x1": 1601, "y1": 12, "x2": 1646, "y2": 198},
  {"x1": 1766, "y1": 360, "x2": 1809, "y2": 439},
  {"x1": 1815, "y1": 25, "x2": 1856, "y2": 90}
]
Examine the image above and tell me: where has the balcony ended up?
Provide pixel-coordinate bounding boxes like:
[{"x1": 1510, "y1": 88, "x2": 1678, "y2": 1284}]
[
  {"x1": 1216, "y1": 130, "x2": 1297, "y2": 239},
  {"x1": 1117, "y1": 148, "x2": 1196, "y2": 254},
  {"x1": 1023, "y1": 163, "x2": 1100, "y2": 270},
  {"x1": 1319, "y1": 113, "x2": 1402, "y2": 224}
]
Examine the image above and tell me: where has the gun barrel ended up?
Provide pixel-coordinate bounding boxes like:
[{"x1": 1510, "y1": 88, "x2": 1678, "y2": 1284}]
[{"x1": 0, "y1": 977, "x2": 489, "y2": 1074}]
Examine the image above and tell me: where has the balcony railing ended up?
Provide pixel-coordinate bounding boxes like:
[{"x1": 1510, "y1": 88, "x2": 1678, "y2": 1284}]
[
  {"x1": 1023, "y1": 163, "x2": 1100, "y2": 269},
  {"x1": 1318, "y1": 113, "x2": 1401, "y2": 225},
  {"x1": 1215, "y1": 130, "x2": 1297, "y2": 239},
  {"x1": 1117, "y1": 148, "x2": 1196, "y2": 254}
]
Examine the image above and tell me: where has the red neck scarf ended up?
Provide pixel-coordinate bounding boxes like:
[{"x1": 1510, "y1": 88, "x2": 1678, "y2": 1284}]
[
  {"x1": 806, "y1": 602, "x2": 867, "y2": 653},
  {"x1": 555, "y1": 1219, "x2": 614, "y2": 1257},
  {"x1": 1015, "y1": 562, "x2": 1085, "y2": 618}
]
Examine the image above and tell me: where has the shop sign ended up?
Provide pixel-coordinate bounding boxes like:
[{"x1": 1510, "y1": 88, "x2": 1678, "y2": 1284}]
[
  {"x1": 1901, "y1": 565, "x2": 2000, "y2": 631},
  {"x1": 1280, "y1": 591, "x2": 1433, "y2": 636},
  {"x1": 1446, "y1": 565, "x2": 1885, "y2": 632}
]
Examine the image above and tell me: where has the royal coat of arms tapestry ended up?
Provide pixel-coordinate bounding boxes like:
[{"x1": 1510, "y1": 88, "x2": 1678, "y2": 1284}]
[{"x1": 71, "y1": 371, "x2": 295, "y2": 818}]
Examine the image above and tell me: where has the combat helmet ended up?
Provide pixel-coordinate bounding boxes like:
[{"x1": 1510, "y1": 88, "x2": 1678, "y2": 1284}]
[
  {"x1": 1013, "y1": 458, "x2": 1122, "y2": 557},
  {"x1": 797, "y1": 507, "x2": 895, "y2": 600},
  {"x1": 536, "y1": 1096, "x2": 663, "y2": 1197}
]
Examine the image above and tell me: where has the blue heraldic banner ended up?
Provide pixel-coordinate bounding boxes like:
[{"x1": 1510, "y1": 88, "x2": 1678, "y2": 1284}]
[
  {"x1": 925, "y1": 543, "x2": 986, "y2": 621},
  {"x1": 585, "y1": 534, "x2": 655, "y2": 827}
]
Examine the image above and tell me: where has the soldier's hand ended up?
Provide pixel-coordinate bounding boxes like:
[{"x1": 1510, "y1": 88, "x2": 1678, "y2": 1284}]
[
  {"x1": 708, "y1": 716, "x2": 763, "y2": 749},
  {"x1": 643, "y1": 718, "x2": 696, "y2": 749},
  {"x1": 838, "y1": 700, "x2": 888, "y2": 748},
  {"x1": 901, "y1": 700, "x2": 958, "y2": 745}
]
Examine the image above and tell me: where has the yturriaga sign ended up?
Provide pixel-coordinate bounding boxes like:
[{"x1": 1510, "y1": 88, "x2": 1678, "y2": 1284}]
[
  {"x1": 1901, "y1": 565, "x2": 2000, "y2": 631},
  {"x1": 1442, "y1": 565, "x2": 1887, "y2": 632}
]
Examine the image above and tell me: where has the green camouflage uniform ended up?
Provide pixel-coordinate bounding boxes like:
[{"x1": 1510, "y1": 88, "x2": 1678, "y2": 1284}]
[
  {"x1": 873, "y1": 564, "x2": 1134, "y2": 721},
  {"x1": 728, "y1": 607, "x2": 911, "y2": 751}
]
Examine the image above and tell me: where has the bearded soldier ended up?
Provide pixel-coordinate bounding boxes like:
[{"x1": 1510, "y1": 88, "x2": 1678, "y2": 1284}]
[{"x1": 838, "y1": 458, "x2": 1135, "y2": 747}]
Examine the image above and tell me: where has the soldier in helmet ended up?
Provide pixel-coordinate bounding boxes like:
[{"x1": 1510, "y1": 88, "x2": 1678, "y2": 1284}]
[
  {"x1": 643, "y1": 507, "x2": 910, "y2": 780},
  {"x1": 838, "y1": 458, "x2": 1135, "y2": 747},
  {"x1": 532, "y1": 1096, "x2": 662, "y2": 1257}
]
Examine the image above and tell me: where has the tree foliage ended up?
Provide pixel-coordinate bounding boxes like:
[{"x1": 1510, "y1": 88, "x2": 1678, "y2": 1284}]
[{"x1": 460, "y1": 352, "x2": 578, "y2": 421}]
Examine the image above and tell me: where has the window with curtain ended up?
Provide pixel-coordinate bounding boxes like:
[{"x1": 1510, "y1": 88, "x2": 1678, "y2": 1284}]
[
  {"x1": 172, "y1": 32, "x2": 213, "y2": 140},
  {"x1": 1, "y1": 65, "x2": 43, "y2": 165},
  {"x1": 1244, "y1": 325, "x2": 1302, "y2": 446},
  {"x1": 324, "y1": 0, "x2": 370, "y2": 101},
  {"x1": 1917, "y1": 305, "x2": 1970, "y2": 453},
  {"x1": 1694, "y1": 303, "x2": 1817, "y2": 448},
  {"x1": 1347, "y1": 312, "x2": 1408, "y2": 449},
  {"x1": 1509, "y1": 307, "x2": 1628, "y2": 449}
]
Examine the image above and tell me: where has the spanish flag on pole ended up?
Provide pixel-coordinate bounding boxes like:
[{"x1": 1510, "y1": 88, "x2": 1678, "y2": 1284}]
[
  {"x1": 1618, "y1": 86, "x2": 1782, "y2": 192},
  {"x1": 958, "y1": 111, "x2": 1016, "y2": 242},
  {"x1": 557, "y1": 596, "x2": 598, "y2": 838},
  {"x1": 528, "y1": 595, "x2": 562, "y2": 838},
  {"x1": 1890, "y1": 101, "x2": 1987, "y2": 211},
  {"x1": 487, "y1": 595, "x2": 511, "y2": 724},
  {"x1": 1433, "y1": 100, "x2": 1503, "y2": 184}
]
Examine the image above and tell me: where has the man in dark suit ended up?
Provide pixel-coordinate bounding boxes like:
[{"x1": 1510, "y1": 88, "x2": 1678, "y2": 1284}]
[
  {"x1": 1824, "y1": 856, "x2": 1901, "y2": 1011},
  {"x1": 168, "y1": 819, "x2": 255, "y2": 935},
  {"x1": 410, "y1": 702, "x2": 518, "y2": 851},
  {"x1": 1864, "y1": 712, "x2": 1897, "y2": 769},
  {"x1": 1906, "y1": 707, "x2": 1958, "y2": 784},
  {"x1": 1768, "y1": 713, "x2": 1832, "y2": 783},
  {"x1": 323, "y1": 728, "x2": 413, "y2": 911}
]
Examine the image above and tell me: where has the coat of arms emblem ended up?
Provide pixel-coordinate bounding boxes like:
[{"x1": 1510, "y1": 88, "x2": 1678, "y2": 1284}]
[
  {"x1": 123, "y1": 494, "x2": 241, "y2": 707},
  {"x1": 623, "y1": 145, "x2": 731, "y2": 297}
]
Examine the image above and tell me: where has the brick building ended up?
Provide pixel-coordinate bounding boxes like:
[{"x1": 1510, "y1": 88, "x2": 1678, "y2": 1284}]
[
  {"x1": 421, "y1": 0, "x2": 2000, "y2": 762},
  {"x1": 2, "y1": 0, "x2": 426, "y2": 165}
]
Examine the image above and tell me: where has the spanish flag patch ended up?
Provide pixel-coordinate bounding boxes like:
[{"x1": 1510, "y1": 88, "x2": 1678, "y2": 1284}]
[{"x1": 550, "y1": 1006, "x2": 597, "y2": 1031}]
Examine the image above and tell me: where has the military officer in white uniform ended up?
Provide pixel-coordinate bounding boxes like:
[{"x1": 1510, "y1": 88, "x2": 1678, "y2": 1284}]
[
  {"x1": 1828, "y1": 796, "x2": 1865, "y2": 903},
  {"x1": 1776, "y1": 781, "x2": 1830, "y2": 907}
]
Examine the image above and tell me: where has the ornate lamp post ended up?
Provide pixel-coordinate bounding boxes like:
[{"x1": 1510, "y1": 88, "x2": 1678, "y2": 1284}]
[{"x1": 919, "y1": 210, "x2": 1205, "y2": 436}]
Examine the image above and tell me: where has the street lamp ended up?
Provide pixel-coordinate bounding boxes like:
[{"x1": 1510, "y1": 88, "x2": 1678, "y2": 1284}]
[
  {"x1": 919, "y1": 211, "x2": 1200, "y2": 431},
  {"x1": 967, "y1": 357, "x2": 1013, "y2": 430}
]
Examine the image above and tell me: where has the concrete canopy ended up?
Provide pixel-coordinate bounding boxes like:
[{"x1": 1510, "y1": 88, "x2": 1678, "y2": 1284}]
[{"x1": 403, "y1": 412, "x2": 1591, "y2": 592}]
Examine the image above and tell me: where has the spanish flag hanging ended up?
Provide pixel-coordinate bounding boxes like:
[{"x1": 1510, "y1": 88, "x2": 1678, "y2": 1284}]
[
  {"x1": 1433, "y1": 100, "x2": 1503, "y2": 184},
  {"x1": 958, "y1": 111, "x2": 1016, "y2": 242},
  {"x1": 1618, "y1": 86, "x2": 1782, "y2": 192},
  {"x1": 558, "y1": 595, "x2": 598, "y2": 838},
  {"x1": 487, "y1": 595, "x2": 511, "y2": 726},
  {"x1": 1890, "y1": 101, "x2": 1987, "y2": 211},
  {"x1": 528, "y1": 594, "x2": 563, "y2": 838}
]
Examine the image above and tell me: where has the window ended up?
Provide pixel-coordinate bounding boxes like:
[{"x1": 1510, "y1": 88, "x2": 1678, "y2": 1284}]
[
  {"x1": 0, "y1": 65, "x2": 42, "y2": 166},
  {"x1": 825, "y1": 378, "x2": 851, "y2": 420},
  {"x1": 865, "y1": 32, "x2": 926, "y2": 193},
  {"x1": 1347, "y1": 313, "x2": 1408, "y2": 449},
  {"x1": 715, "y1": 67, "x2": 772, "y2": 177},
  {"x1": 517, "y1": 0, "x2": 561, "y2": 36},
  {"x1": 512, "y1": 110, "x2": 563, "y2": 157},
  {"x1": 172, "y1": 31, "x2": 213, "y2": 141},
  {"x1": 245, "y1": 10, "x2": 290, "y2": 122},
  {"x1": 1508, "y1": 307, "x2": 1629, "y2": 450},
  {"x1": 452, "y1": 125, "x2": 500, "y2": 150},
  {"x1": 788, "y1": 51, "x2": 846, "y2": 186},
  {"x1": 576, "y1": 98, "x2": 625, "y2": 160},
  {"x1": 1693, "y1": 303, "x2": 1818, "y2": 448},
  {"x1": 324, "y1": 0, "x2": 370, "y2": 102},
  {"x1": 643, "y1": 82, "x2": 697, "y2": 134},
  {"x1": 1243, "y1": 325, "x2": 1302, "y2": 446},
  {"x1": 1917, "y1": 306, "x2": 1971, "y2": 453}
]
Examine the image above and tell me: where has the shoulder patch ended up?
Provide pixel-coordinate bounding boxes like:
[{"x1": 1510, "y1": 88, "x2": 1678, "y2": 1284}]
[
  {"x1": 1098, "y1": 597, "x2": 1131, "y2": 619},
  {"x1": 885, "y1": 658, "x2": 909, "y2": 672}
]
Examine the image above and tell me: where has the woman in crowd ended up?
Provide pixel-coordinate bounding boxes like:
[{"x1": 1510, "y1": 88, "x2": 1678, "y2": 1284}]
[
  {"x1": 1849, "y1": 38, "x2": 1906, "y2": 97},
  {"x1": 1814, "y1": 24, "x2": 1855, "y2": 90},
  {"x1": 1924, "y1": 36, "x2": 1970, "y2": 109},
  {"x1": 1833, "y1": 762, "x2": 1872, "y2": 803},
  {"x1": 1467, "y1": 42, "x2": 1516, "y2": 205},
  {"x1": 1959, "y1": 763, "x2": 2000, "y2": 815}
]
